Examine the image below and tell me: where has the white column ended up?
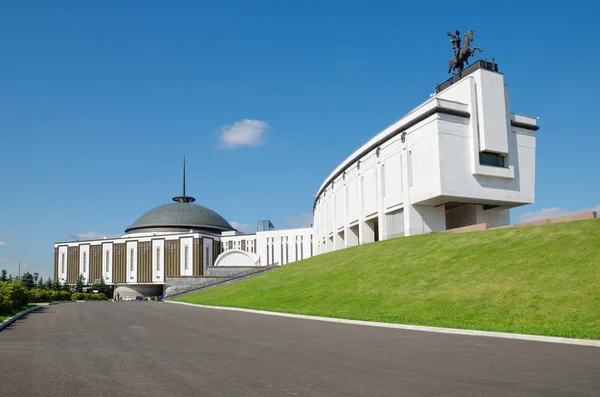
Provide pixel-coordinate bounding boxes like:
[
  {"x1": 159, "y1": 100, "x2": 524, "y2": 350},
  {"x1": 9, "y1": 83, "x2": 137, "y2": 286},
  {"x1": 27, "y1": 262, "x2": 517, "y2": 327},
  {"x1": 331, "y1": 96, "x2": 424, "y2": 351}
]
[
  {"x1": 152, "y1": 239, "x2": 165, "y2": 283},
  {"x1": 102, "y1": 243, "x2": 113, "y2": 284},
  {"x1": 180, "y1": 237, "x2": 193, "y2": 276},
  {"x1": 126, "y1": 241, "x2": 138, "y2": 283},
  {"x1": 79, "y1": 245, "x2": 90, "y2": 283},
  {"x1": 58, "y1": 246, "x2": 68, "y2": 283}
]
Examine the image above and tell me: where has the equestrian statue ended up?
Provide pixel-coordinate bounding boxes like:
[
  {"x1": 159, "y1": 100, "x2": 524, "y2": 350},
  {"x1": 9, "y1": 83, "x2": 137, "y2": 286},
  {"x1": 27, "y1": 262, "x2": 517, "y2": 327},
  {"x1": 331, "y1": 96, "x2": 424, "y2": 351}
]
[{"x1": 447, "y1": 29, "x2": 482, "y2": 75}]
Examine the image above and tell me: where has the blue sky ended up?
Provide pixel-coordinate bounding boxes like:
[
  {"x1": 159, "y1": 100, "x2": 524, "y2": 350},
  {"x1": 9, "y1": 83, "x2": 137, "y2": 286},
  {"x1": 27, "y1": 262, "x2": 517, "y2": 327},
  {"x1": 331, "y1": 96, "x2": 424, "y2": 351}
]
[{"x1": 1, "y1": 1, "x2": 599, "y2": 279}]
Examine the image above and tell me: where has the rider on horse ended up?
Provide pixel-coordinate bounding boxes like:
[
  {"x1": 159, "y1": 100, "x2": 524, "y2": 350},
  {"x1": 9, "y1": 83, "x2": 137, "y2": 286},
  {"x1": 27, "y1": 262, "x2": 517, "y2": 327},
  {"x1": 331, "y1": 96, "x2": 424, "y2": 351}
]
[{"x1": 447, "y1": 30, "x2": 461, "y2": 59}]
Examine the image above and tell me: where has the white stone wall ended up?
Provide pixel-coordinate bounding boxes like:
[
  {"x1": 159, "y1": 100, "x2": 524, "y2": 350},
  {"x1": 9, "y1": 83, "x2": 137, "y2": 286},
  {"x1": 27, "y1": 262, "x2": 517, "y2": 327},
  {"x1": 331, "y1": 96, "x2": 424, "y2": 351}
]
[
  {"x1": 313, "y1": 66, "x2": 538, "y2": 254},
  {"x1": 222, "y1": 227, "x2": 314, "y2": 267}
]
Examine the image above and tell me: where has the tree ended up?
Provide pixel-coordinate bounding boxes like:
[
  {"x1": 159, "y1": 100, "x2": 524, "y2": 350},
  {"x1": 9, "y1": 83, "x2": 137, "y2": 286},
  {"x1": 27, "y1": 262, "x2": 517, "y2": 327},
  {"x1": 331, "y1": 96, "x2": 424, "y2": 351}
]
[
  {"x1": 0, "y1": 269, "x2": 7, "y2": 282},
  {"x1": 8, "y1": 274, "x2": 13, "y2": 281},
  {"x1": 21, "y1": 272, "x2": 35, "y2": 290},
  {"x1": 45, "y1": 278, "x2": 53, "y2": 290},
  {"x1": 37, "y1": 276, "x2": 45, "y2": 289},
  {"x1": 75, "y1": 274, "x2": 85, "y2": 293},
  {"x1": 90, "y1": 278, "x2": 108, "y2": 295}
]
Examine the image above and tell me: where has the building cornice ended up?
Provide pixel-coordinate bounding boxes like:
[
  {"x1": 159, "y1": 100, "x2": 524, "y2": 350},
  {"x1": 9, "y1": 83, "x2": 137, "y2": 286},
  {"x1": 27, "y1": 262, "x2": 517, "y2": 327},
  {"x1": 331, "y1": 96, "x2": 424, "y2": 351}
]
[{"x1": 313, "y1": 105, "x2": 471, "y2": 209}]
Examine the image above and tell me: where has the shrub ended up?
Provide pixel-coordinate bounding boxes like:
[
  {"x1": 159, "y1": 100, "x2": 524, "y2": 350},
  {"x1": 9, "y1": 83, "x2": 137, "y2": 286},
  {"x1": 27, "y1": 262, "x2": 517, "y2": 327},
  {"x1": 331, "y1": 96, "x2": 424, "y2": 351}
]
[
  {"x1": 71, "y1": 292, "x2": 107, "y2": 301},
  {"x1": 26, "y1": 289, "x2": 72, "y2": 303},
  {"x1": 0, "y1": 280, "x2": 29, "y2": 315}
]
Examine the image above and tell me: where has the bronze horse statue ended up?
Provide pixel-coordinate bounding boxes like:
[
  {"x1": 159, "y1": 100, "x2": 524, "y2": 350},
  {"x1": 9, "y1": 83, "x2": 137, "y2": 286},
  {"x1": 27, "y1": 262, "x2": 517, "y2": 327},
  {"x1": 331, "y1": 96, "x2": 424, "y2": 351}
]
[{"x1": 448, "y1": 30, "x2": 482, "y2": 75}]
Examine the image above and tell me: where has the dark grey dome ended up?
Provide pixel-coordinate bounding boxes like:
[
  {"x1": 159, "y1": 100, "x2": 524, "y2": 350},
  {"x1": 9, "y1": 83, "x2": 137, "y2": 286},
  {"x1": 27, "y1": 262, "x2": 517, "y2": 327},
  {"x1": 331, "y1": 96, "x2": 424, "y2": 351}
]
[{"x1": 125, "y1": 202, "x2": 234, "y2": 234}]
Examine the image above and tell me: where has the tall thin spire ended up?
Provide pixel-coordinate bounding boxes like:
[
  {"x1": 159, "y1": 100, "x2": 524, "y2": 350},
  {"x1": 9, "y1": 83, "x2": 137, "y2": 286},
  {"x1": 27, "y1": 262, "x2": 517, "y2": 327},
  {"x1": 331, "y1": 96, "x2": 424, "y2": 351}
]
[
  {"x1": 182, "y1": 154, "x2": 186, "y2": 197},
  {"x1": 173, "y1": 155, "x2": 195, "y2": 203}
]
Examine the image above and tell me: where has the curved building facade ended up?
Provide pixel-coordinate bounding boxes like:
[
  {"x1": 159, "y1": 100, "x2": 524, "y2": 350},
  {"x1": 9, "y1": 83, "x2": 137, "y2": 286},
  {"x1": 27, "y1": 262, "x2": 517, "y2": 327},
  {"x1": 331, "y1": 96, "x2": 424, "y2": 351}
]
[{"x1": 313, "y1": 61, "x2": 539, "y2": 255}]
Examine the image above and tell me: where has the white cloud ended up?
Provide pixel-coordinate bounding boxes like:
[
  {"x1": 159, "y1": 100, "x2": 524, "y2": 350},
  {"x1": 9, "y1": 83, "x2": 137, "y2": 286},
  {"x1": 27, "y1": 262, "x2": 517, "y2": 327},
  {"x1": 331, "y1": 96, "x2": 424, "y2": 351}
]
[
  {"x1": 0, "y1": 241, "x2": 7, "y2": 247},
  {"x1": 230, "y1": 221, "x2": 253, "y2": 232},
  {"x1": 71, "y1": 231, "x2": 121, "y2": 240},
  {"x1": 219, "y1": 119, "x2": 270, "y2": 149},
  {"x1": 0, "y1": 231, "x2": 15, "y2": 235},
  {"x1": 283, "y1": 213, "x2": 313, "y2": 228},
  {"x1": 518, "y1": 204, "x2": 600, "y2": 223}
]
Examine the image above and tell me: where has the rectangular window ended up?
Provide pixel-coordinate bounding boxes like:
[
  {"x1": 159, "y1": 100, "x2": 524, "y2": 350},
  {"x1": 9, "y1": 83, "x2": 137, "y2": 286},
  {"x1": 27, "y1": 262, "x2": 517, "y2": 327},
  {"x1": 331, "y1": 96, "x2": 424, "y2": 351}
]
[
  {"x1": 310, "y1": 235, "x2": 313, "y2": 257},
  {"x1": 83, "y1": 252, "x2": 87, "y2": 272},
  {"x1": 300, "y1": 236, "x2": 304, "y2": 260},
  {"x1": 479, "y1": 151, "x2": 505, "y2": 167},
  {"x1": 130, "y1": 249, "x2": 134, "y2": 271},
  {"x1": 61, "y1": 253, "x2": 65, "y2": 273},
  {"x1": 156, "y1": 247, "x2": 161, "y2": 271},
  {"x1": 105, "y1": 251, "x2": 109, "y2": 272},
  {"x1": 184, "y1": 246, "x2": 189, "y2": 270}
]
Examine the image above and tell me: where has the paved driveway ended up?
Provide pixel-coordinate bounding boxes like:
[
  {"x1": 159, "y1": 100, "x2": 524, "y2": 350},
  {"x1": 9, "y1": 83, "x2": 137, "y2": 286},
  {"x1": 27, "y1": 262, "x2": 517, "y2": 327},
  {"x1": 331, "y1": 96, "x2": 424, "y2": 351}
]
[{"x1": 1, "y1": 302, "x2": 599, "y2": 396}]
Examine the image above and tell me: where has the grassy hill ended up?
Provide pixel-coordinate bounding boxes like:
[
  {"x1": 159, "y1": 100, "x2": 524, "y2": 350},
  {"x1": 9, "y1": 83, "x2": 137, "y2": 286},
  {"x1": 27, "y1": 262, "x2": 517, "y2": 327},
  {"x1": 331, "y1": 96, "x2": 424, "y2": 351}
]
[{"x1": 175, "y1": 219, "x2": 600, "y2": 339}]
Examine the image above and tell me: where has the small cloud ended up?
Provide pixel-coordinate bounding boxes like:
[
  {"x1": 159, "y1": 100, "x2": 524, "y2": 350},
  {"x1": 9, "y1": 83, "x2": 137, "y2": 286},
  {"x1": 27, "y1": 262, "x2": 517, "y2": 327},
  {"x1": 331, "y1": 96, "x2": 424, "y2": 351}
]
[
  {"x1": 219, "y1": 119, "x2": 270, "y2": 149},
  {"x1": 0, "y1": 241, "x2": 7, "y2": 247},
  {"x1": 283, "y1": 213, "x2": 313, "y2": 228},
  {"x1": 230, "y1": 221, "x2": 253, "y2": 232},
  {"x1": 518, "y1": 204, "x2": 600, "y2": 223},
  {"x1": 71, "y1": 231, "x2": 121, "y2": 240},
  {"x1": 0, "y1": 231, "x2": 15, "y2": 235}
]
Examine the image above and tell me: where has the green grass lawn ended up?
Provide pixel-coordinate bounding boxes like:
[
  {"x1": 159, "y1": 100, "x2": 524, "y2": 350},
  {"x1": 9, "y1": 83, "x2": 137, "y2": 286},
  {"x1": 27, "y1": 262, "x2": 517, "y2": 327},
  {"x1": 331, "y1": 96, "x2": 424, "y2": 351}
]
[
  {"x1": 0, "y1": 304, "x2": 37, "y2": 322},
  {"x1": 175, "y1": 219, "x2": 600, "y2": 339}
]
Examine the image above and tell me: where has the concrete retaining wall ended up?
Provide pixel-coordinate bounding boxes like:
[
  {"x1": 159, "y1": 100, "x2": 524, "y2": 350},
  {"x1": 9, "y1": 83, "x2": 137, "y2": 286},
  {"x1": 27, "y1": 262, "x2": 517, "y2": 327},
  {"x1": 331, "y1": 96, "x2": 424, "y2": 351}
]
[
  {"x1": 442, "y1": 223, "x2": 488, "y2": 233},
  {"x1": 166, "y1": 266, "x2": 279, "y2": 299},
  {"x1": 164, "y1": 276, "x2": 230, "y2": 296},
  {"x1": 442, "y1": 211, "x2": 597, "y2": 235}
]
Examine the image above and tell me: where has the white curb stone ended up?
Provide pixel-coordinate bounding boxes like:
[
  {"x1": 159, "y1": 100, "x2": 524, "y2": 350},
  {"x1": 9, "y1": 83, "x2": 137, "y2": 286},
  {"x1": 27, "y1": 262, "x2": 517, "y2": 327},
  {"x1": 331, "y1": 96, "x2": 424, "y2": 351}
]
[{"x1": 0, "y1": 305, "x2": 41, "y2": 332}]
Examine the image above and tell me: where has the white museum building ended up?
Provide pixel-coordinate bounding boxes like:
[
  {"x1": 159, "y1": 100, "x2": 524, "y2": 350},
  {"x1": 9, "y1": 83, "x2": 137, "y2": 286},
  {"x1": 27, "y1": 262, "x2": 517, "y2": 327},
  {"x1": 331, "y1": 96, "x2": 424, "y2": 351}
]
[{"x1": 54, "y1": 60, "x2": 539, "y2": 297}]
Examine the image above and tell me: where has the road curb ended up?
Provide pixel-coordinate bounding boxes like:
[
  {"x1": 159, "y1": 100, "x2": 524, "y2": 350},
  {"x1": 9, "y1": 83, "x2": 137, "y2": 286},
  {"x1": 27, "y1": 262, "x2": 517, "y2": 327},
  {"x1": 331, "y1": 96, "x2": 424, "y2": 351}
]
[
  {"x1": 165, "y1": 301, "x2": 600, "y2": 347},
  {"x1": 0, "y1": 305, "x2": 41, "y2": 332}
]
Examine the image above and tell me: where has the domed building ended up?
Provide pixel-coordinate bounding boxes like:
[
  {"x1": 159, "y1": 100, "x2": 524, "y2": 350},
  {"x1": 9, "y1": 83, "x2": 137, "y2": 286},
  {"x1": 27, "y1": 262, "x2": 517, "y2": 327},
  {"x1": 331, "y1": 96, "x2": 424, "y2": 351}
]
[
  {"x1": 124, "y1": 165, "x2": 235, "y2": 236},
  {"x1": 53, "y1": 159, "x2": 314, "y2": 299}
]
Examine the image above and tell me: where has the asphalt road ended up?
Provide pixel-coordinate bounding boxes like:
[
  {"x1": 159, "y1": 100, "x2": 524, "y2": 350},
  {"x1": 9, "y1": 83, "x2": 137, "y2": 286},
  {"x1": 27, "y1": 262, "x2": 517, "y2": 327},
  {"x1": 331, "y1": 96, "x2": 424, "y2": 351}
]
[{"x1": 1, "y1": 302, "x2": 599, "y2": 397}]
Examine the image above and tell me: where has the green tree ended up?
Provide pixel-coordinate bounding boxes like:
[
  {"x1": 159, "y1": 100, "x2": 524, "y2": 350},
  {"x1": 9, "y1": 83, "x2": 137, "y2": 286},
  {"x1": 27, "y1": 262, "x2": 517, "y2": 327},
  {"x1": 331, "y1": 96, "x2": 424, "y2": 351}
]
[
  {"x1": 0, "y1": 269, "x2": 7, "y2": 282},
  {"x1": 75, "y1": 274, "x2": 85, "y2": 293},
  {"x1": 45, "y1": 278, "x2": 53, "y2": 290},
  {"x1": 21, "y1": 272, "x2": 35, "y2": 290},
  {"x1": 37, "y1": 276, "x2": 45, "y2": 289},
  {"x1": 90, "y1": 278, "x2": 108, "y2": 295},
  {"x1": 8, "y1": 274, "x2": 13, "y2": 281}
]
